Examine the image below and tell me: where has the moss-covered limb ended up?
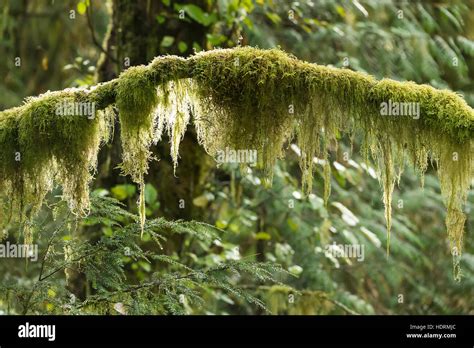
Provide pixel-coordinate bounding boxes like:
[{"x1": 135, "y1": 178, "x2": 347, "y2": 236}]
[
  {"x1": 187, "y1": 48, "x2": 472, "y2": 267},
  {"x1": 89, "y1": 80, "x2": 118, "y2": 109},
  {"x1": 0, "y1": 47, "x2": 472, "y2": 265},
  {"x1": 1, "y1": 47, "x2": 472, "y2": 140}
]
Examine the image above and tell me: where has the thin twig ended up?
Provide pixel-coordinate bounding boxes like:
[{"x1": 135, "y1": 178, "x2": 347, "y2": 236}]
[
  {"x1": 38, "y1": 212, "x2": 71, "y2": 281},
  {"x1": 86, "y1": 3, "x2": 118, "y2": 63},
  {"x1": 39, "y1": 247, "x2": 105, "y2": 282}
]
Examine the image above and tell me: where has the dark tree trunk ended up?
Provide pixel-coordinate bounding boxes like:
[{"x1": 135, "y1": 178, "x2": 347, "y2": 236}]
[
  {"x1": 95, "y1": 0, "x2": 213, "y2": 220},
  {"x1": 67, "y1": 0, "x2": 214, "y2": 300}
]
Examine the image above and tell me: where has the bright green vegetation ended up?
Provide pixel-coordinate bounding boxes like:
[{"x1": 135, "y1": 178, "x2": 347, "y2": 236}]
[{"x1": 0, "y1": 47, "x2": 472, "y2": 275}]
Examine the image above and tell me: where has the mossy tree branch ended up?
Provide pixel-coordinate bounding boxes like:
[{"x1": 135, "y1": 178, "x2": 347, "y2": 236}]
[{"x1": 0, "y1": 47, "x2": 472, "y2": 278}]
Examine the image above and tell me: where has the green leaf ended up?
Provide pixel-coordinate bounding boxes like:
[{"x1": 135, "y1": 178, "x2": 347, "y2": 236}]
[
  {"x1": 440, "y1": 7, "x2": 462, "y2": 31},
  {"x1": 156, "y1": 15, "x2": 166, "y2": 24},
  {"x1": 360, "y1": 226, "x2": 381, "y2": 248},
  {"x1": 145, "y1": 184, "x2": 158, "y2": 204},
  {"x1": 111, "y1": 184, "x2": 136, "y2": 201},
  {"x1": 332, "y1": 202, "x2": 359, "y2": 226},
  {"x1": 192, "y1": 41, "x2": 202, "y2": 52},
  {"x1": 243, "y1": 17, "x2": 254, "y2": 29},
  {"x1": 255, "y1": 232, "x2": 271, "y2": 240},
  {"x1": 287, "y1": 218, "x2": 299, "y2": 232},
  {"x1": 180, "y1": 4, "x2": 217, "y2": 26},
  {"x1": 288, "y1": 265, "x2": 303, "y2": 276},
  {"x1": 336, "y1": 5, "x2": 346, "y2": 18},
  {"x1": 77, "y1": 2, "x2": 87, "y2": 15},
  {"x1": 161, "y1": 36, "x2": 175, "y2": 47},
  {"x1": 193, "y1": 192, "x2": 215, "y2": 207},
  {"x1": 215, "y1": 220, "x2": 228, "y2": 229},
  {"x1": 92, "y1": 188, "x2": 109, "y2": 197},
  {"x1": 308, "y1": 194, "x2": 323, "y2": 210},
  {"x1": 138, "y1": 260, "x2": 152, "y2": 272},
  {"x1": 206, "y1": 34, "x2": 227, "y2": 46},
  {"x1": 265, "y1": 12, "x2": 281, "y2": 24},
  {"x1": 178, "y1": 41, "x2": 188, "y2": 53}
]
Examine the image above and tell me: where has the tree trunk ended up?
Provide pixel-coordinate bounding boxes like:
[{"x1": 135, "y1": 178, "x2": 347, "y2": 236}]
[
  {"x1": 67, "y1": 0, "x2": 214, "y2": 300},
  {"x1": 96, "y1": 0, "x2": 213, "y2": 220}
]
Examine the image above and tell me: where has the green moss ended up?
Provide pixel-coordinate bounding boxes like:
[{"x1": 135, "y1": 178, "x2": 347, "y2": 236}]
[
  {"x1": 115, "y1": 65, "x2": 160, "y2": 233},
  {"x1": 0, "y1": 88, "x2": 110, "y2": 220},
  {"x1": 116, "y1": 65, "x2": 159, "y2": 182},
  {"x1": 0, "y1": 46, "x2": 472, "y2": 274},
  {"x1": 187, "y1": 47, "x2": 472, "y2": 268},
  {"x1": 90, "y1": 80, "x2": 118, "y2": 109},
  {"x1": 0, "y1": 107, "x2": 23, "y2": 216},
  {"x1": 155, "y1": 79, "x2": 193, "y2": 174},
  {"x1": 191, "y1": 48, "x2": 303, "y2": 182},
  {"x1": 150, "y1": 56, "x2": 194, "y2": 172},
  {"x1": 115, "y1": 57, "x2": 192, "y2": 231},
  {"x1": 371, "y1": 79, "x2": 474, "y2": 141}
]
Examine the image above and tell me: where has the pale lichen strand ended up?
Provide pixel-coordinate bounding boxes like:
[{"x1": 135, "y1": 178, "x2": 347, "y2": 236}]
[
  {"x1": 155, "y1": 79, "x2": 194, "y2": 174},
  {"x1": 0, "y1": 47, "x2": 472, "y2": 275}
]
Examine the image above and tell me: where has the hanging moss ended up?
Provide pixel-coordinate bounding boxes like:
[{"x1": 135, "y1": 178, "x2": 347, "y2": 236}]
[
  {"x1": 115, "y1": 65, "x2": 159, "y2": 183},
  {"x1": 188, "y1": 48, "x2": 472, "y2": 271},
  {"x1": 191, "y1": 48, "x2": 309, "y2": 183},
  {"x1": 0, "y1": 89, "x2": 110, "y2": 221},
  {"x1": 0, "y1": 47, "x2": 472, "y2": 276},
  {"x1": 115, "y1": 55, "x2": 192, "y2": 232},
  {"x1": 0, "y1": 107, "x2": 23, "y2": 217},
  {"x1": 155, "y1": 79, "x2": 194, "y2": 174}
]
